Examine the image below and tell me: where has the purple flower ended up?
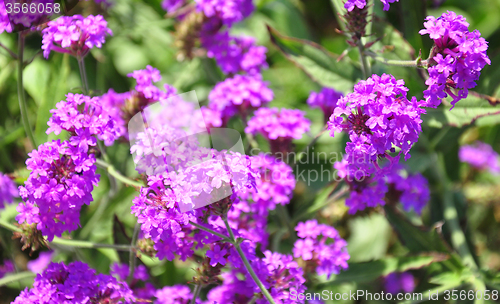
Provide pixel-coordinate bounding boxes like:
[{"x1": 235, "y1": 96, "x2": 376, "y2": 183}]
[
  {"x1": 293, "y1": 220, "x2": 349, "y2": 278},
  {"x1": 459, "y1": 141, "x2": 500, "y2": 174},
  {"x1": 0, "y1": 172, "x2": 18, "y2": 209},
  {"x1": 419, "y1": 11, "x2": 490, "y2": 108},
  {"x1": 0, "y1": 1, "x2": 12, "y2": 34},
  {"x1": 344, "y1": 0, "x2": 398, "y2": 11},
  {"x1": 328, "y1": 74, "x2": 425, "y2": 178},
  {"x1": 12, "y1": 261, "x2": 135, "y2": 304},
  {"x1": 202, "y1": 31, "x2": 268, "y2": 75},
  {"x1": 47, "y1": 93, "x2": 122, "y2": 147},
  {"x1": 206, "y1": 244, "x2": 228, "y2": 266},
  {"x1": 111, "y1": 263, "x2": 156, "y2": 303},
  {"x1": 307, "y1": 87, "x2": 343, "y2": 122},
  {"x1": 16, "y1": 140, "x2": 99, "y2": 241},
  {"x1": 155, "y1": 285, "x2": 195, "y2": 304},
  {"x1": 246, "y1": 107, "x2": 311, "y2": 155},
  {"x1": 0, "y1": 260, "x2": 14, "y2": 279},
  {"x1": 208, "y1": 74, "x2": 273, "y2": 119},
  {"x1": 162, "y1": 0, "x2": 185, "y2": 13},
  {"x1": 384, "y1": 272, "x2": 415, "y2": 294},
  {"x1": 27, "y1": 251, "x2": 53, "y2": 274},
  {"x1": 195, "y1": 0, "x2": 254, "y2": 27},
  {"x1": 41, "y1": 14, "x2": 112, "y2": 58}
]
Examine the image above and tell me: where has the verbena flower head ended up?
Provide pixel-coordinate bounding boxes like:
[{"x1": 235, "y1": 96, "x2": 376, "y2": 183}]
[
  {"x1": 419, "y1": 11, "x2": 490, "y2": 108},
  {"x1": 0, "y1": 260, "x2": 14, "y2": 279},
  {"x1": 307, "y1": 87, "x2": 343, "y2": 122},
  {"x1": 246, "y1": 107, "x2": 310, "y2": 155},
  {"x1": 16, "y1": 140, "x2": 99, "y2": 241},
  {"x1": 195, "y1": 0, "x2": 254, "y2": 27},
  {"x1": 155, "y1": 285, "x2": 197, "y2": 304},
  {"x1": 344, "y1": 0, "x2": 398, "y2": 11},
  {"x1": 459, "y1": 141, "x2": 500, "y2": 174},
  {"x1": 111, "y1": 263, "x2": 156, "y2": 303},
  {"x1": 47, "y1": 93, "x2": 121, "y2": 148},
  {"x1": 41, "y1": 14, "x2": 112, "y2": 58},
  {"x1": 0, "y1": 172, "x2": 18, "y2": 209},
  {"x1": 328, "y1": 74, "x2": 425, "y2": 178},
  {"x1": 208, "y1": 74, "x2": 273, "y2": 119},
  {"x1": 293, "y1": 220, "x2": 349, "y2": 278},
  {"x1": 0, "y1": 1, "x2": 12, "y2": 34},
  {"x1": 12, "y1": 261, "x2": 135, "y2": 303},
  {"x1": 27, "y1": 251, "x2": 53, "y2": 274},
  {"x1": 202, "y1": 31, "x2": 268, "y2": 75},
  {"x1": 384, "y1": 272, "x2": 415, "y2": 294}
]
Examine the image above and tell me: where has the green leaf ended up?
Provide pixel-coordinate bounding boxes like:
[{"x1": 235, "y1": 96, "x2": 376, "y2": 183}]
[
  {"x1": 423, "y1": 95, "x2": 500, "y2": 128},
  {"x1": 347, "y1": 213, "x2": 392, "y2": 262},
  {"x1": 267, "y1": 26, "x2": 361, "y2": 92},
  {"x1": 319, "y1": 255, "x2": 448, "y2": 286},
  {"x1": 384, "y1": 206, "x2": 451, "y2": 254}
]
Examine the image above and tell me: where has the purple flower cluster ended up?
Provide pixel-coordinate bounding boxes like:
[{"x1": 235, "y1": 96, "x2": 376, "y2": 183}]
[
  {"x1": 27, "y1": 251, "x2": 53, "y2": 274},
  {"x1": 344, "y1": 0, "x2": 398, "y2": 11},
  {"x1": 384, "y1": 272, "x2": 415, "y2": 294},
  {"x1": 338, "y1": 162, "x2": 430, "y2": 214},
  {"x1": 207, "y1": 74, "x2": 273, "y2": 120},
  {"x1": 0, "y1": 259, "x2": 14, "y2": 279},
  {"x1": 47, "y1": 93, "x2": 121, "y2": 148},
  {"x1": 12, "y1": 261, "x2": 135, "y2": 303},
  {"x1": 16, "y1": 140, "x2": 99, "y2": 241},
  {"x1": 419, "y1": 11, "x2": 490, "y2": 108},
  {"x1": 459, "y1": 141, "x2": 500, "y2": 174},
  {"x1": 207, "y1": 249, "x2": 306, "y2": 304},
  {"x1": 293, "y1": 220, "x2": 349, "y2": 278},
  {"x1": 246, "y1": 107, "x2": 311, "y2": 154},
  {"x1": 155, "y1": 285, "x2": 198, "y2": 304},
  {"x1": 195, "y1": 0, "x2": 253, "y2": 27},
  {"x1": 202, "y1": 31, "x2": 268, "y2": 75},
  {"x1": 111, "y1": 263, "x2": 156, "y2": 303},
  {"x1": 307, "y1": 87, "x2": 344, "y2": 122},
  {"x1": 41, "y1": 14, "x2": 112, "y2": 58},
  {"x1": 0, "y1": 0, "x2": 12, "y2": 34},
  {"x1": 328, "y1": 74, "x2": 425, "y2": 178},
  {"x1": 0, "y1": 172, "x2": 18, "y2": 209}
]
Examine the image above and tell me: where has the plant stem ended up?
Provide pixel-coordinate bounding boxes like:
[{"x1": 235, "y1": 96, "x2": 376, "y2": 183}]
[
  {"x1": 17, "y1": 32, "x2": 36, "y2": 149},
  {"x1": 191, "y1": 284, "x2": 202, "y2": 304},
  {"x1": 127, "y1": 223, "x2": 140, "y2": 284},
  {"x1": 0, "y1": 218, "x2": 133, "y2": 251},
  {"x1": 95, "y1": 159, "x2": 144, "y2": 188},
  {"x1": 0, "y1": 271, "x2": 36, "y2": 287},
  {"x1": 77, "y1": 56, "x2": 89, "y2": 95},
  {"x1": 0, "y1": 42, "x2": 18, "y2": 59},
  {"x1": 365, "y1": 50, "x2": 428, "y2": 68},
  {"x1": 189, "y1": 221, "x2": 231, "y2": 242},
  {"x1": 357, "y1": 40, "x2": 370, "y2": 79},
  {"x1": 222, "y1": 217, "x2": 276, "y2": 304}
]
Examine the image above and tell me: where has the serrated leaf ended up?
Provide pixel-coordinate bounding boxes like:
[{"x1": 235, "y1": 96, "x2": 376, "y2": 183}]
[
  {"x1": 423, "y1": 95, "x2": 500, "y2": 128},
  {"x1": 320, "y1": 255, "x2": 448, "y2": 286},
  {"x1": 267, "y1": 25, "x2": 361, "y2": 92}
]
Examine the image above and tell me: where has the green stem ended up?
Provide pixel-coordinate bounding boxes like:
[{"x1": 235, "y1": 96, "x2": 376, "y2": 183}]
[
  {"x1": 189, "y1": 221, "x2": 231, "y2": 242},
  {"x1": 357, "y1": 40, "x2": 370, "y2": 79},
  {"x1": 191, "y1": 284, "x2": 202, "y2": 304},
  {"x1": 95, "y1": 159, "x2": 144, "y2": 188},
  {"x1": 127, "y1": 223, "x2": 140, "y2": 284},
  {"x1": 0, "y1": 271, "x2": 36, "y2": 287},
  {"x1": 0, "y1": 42, "x2": 18, "y2": 59},
  {"x1": 17, "y1": 33, "x2": 36, "y2": 149},
  {"x1": 365, "y1": 50, "x2": 428, "y2": 68},
  {"x1": 222, "y1": 217, "x2": 277, "y2": 304},
  {"x1": 77, "y1": 56, "x2": 89, "y2": 95},
  {"x1": 435, "y1": 153, "x2": 478, "y2": 271},
  {"x1": 0, "y1": 218, "x2": 133, "y2": 251}
]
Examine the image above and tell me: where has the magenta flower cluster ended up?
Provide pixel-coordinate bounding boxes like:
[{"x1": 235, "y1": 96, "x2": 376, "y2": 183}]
[
  {"x1": 307, "y1": 87, "x2": 344, "y2": 122},
  {"x1": 246, "y1": 107, "x2": 311, "y2": 142},
  {"x1": 12, "y1": 261, "x2": 135, "y2": 304},
  {"x1": 293, "y1": 220, "x2": 349, "y2": 278},
  {"x1": 328, "y1": 74, "x2": 425, "y2": 178},
  {"x1": 16, "y1": 140, "x2": 99, "y2": 241},
  {"x1": 459, "y1": 141, "x2": 500, "y2": 174},
  {"x1": 0, "y1": 172, "x2": 18, "y2": 210},
  {"x1": 111, "y1": 263, "x2": 156, "y2": 303},
  {"x1": 0, "y1": 0, "x2": 12, "y2": 34},
  {"x1": 195, "y1": 0, "x2": 253, "y2": 27},
  {"x1": 384, "y1": 272, "x2": 415, "y2": 294},
  {"x1": 419, "y1": 11, "x2": 490, "y2": 108},
  {"x1": 344, "y1": 0, "x2": 398, "y2": 11},
  {"x1": 41, "y1": 14, "x2": 113, "y2": 58}
]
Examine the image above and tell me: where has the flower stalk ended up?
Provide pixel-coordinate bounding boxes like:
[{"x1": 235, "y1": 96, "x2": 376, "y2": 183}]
[{"x1": 95, "y1": 159, "x2": 144, "y2": 188}]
